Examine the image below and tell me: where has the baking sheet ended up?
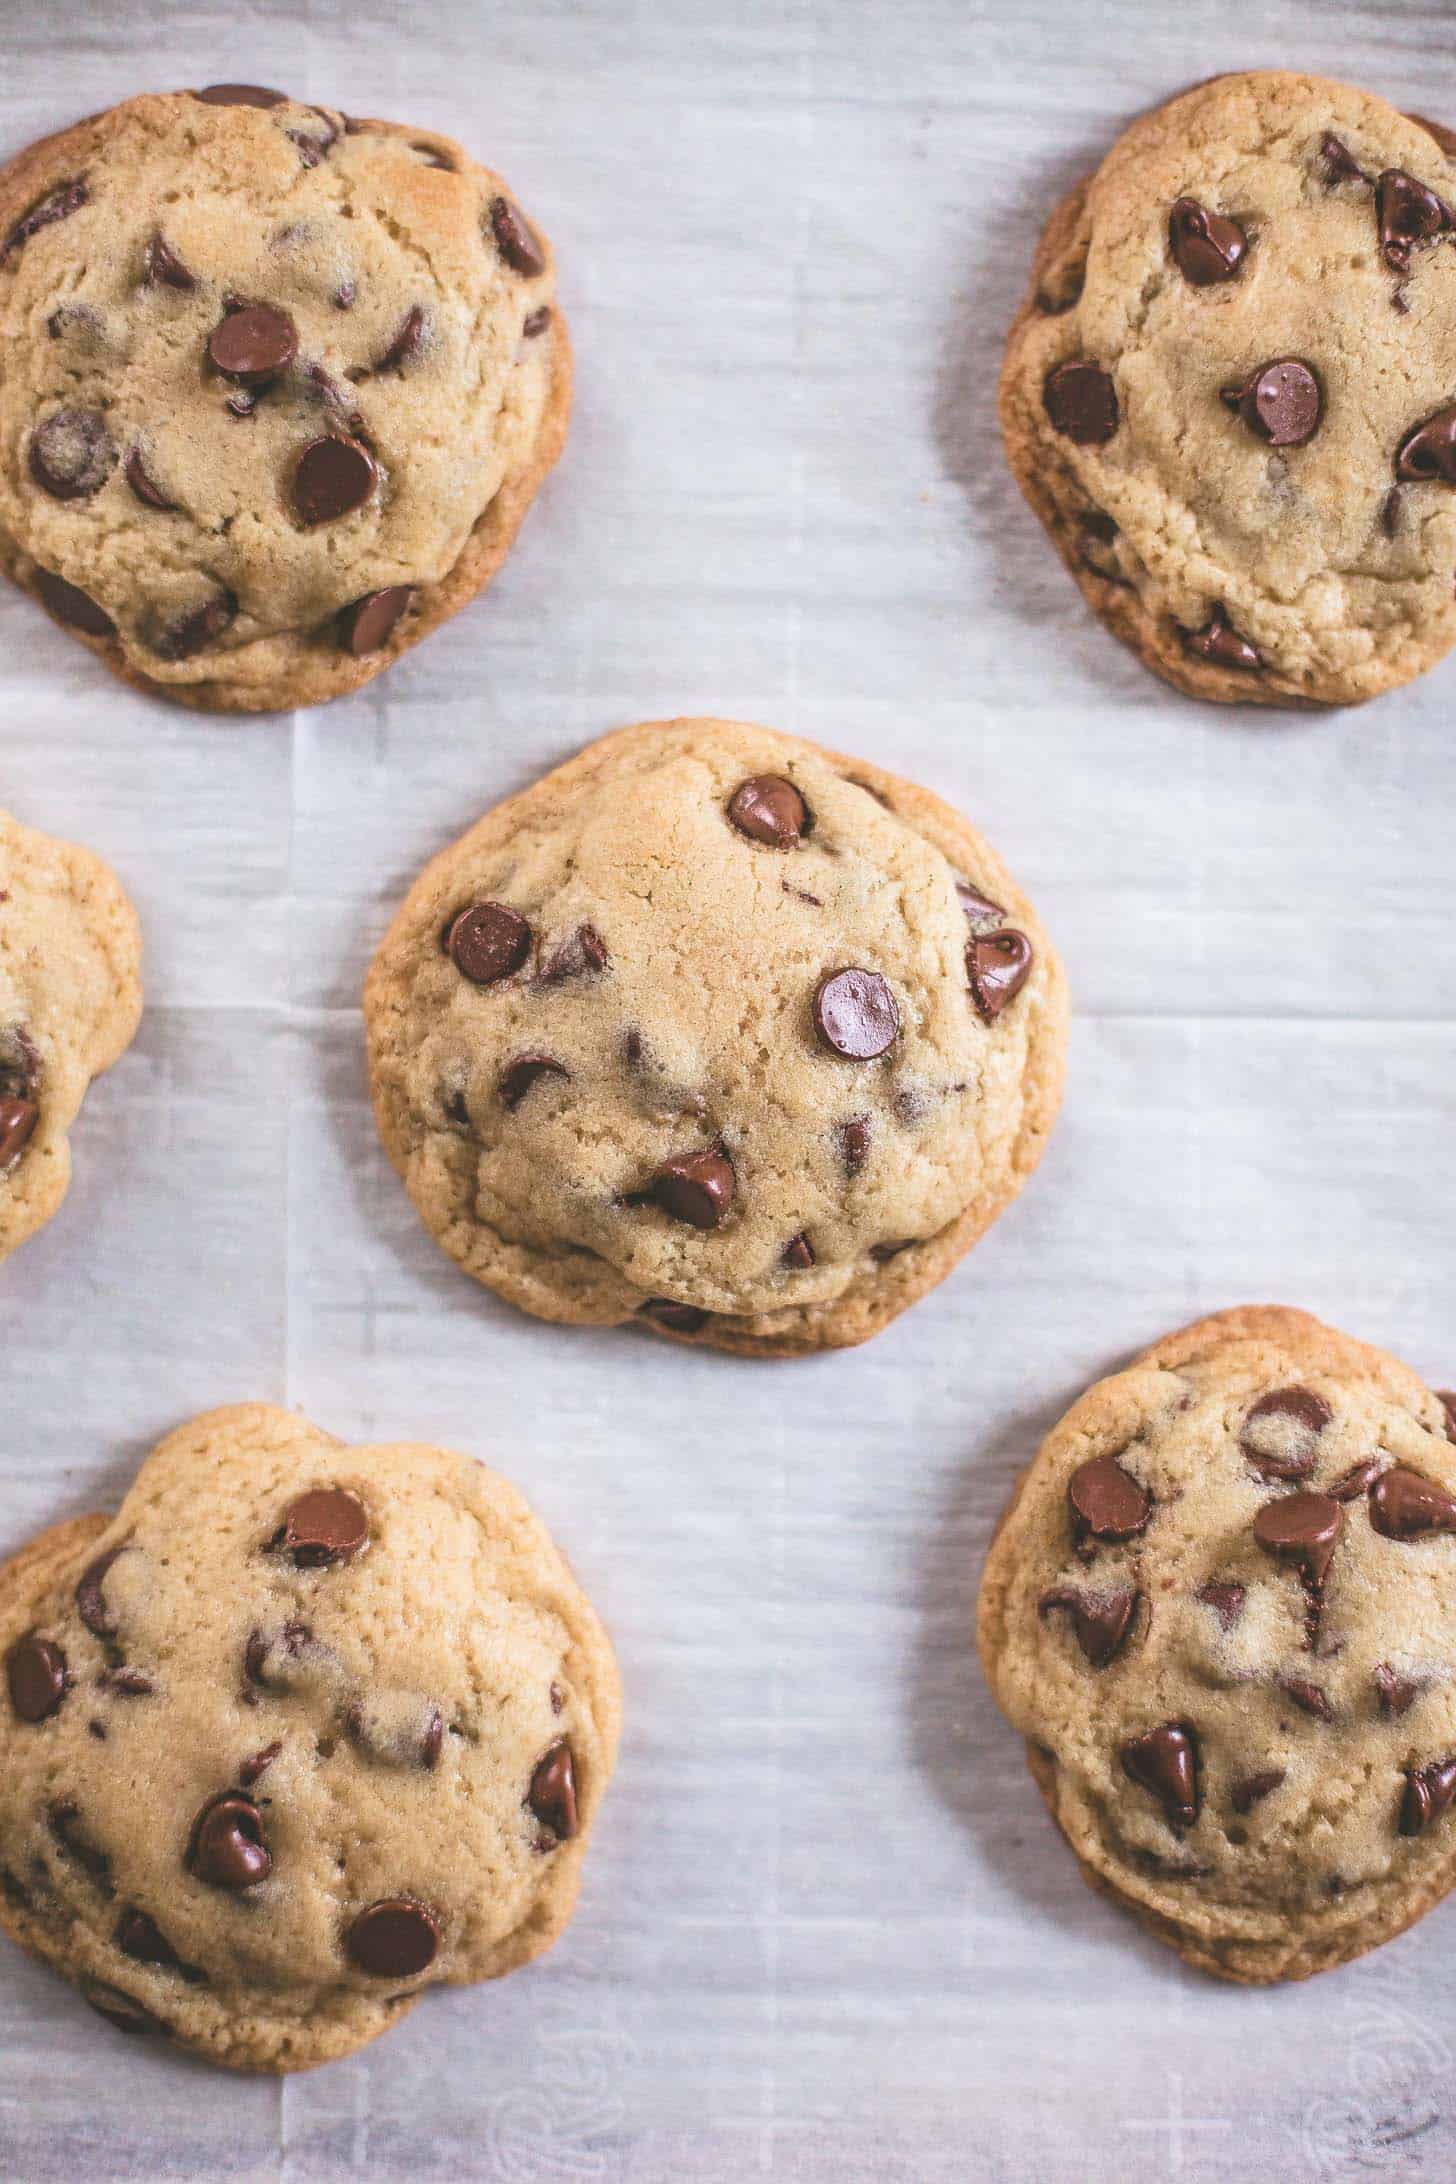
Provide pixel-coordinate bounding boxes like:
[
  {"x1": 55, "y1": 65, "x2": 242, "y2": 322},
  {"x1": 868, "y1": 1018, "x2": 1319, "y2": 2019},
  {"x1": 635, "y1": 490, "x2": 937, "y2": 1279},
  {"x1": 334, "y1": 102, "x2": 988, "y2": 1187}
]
[{"x1": 2, "y1": 0, "x2": 1455, "y2": 2176}]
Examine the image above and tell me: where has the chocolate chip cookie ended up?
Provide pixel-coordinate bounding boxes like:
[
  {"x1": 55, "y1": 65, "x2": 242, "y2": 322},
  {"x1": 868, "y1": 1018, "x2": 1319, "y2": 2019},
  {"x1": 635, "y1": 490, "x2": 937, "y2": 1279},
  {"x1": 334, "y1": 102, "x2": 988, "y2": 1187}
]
[
  {"x1": 363, "y1": 719, "x2": 1068, "y2": 1357},
  {"x1": 0, "y1": 1403, "x2": 619, "y2": 2070},
  {"x1": 1001, "y1": 73, "x2": 1456, "y2": 706},
  {"x1": 979, "y1": 1307, "x2": 1456, "y2": 1982},
  {"x1": 0, "y1": 86, "x2": 567, "y2": 712},
  {"x1": 0, "y1": 809, "x2": 141, "y2": 1262}
]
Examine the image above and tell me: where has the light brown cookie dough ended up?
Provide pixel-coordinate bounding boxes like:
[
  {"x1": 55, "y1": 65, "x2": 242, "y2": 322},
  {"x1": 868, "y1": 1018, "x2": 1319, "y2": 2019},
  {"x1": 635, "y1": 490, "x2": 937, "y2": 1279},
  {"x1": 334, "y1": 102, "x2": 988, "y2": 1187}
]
[
  {"x1": 0, "y1": 85, "x2": 568, "y2": 713},
  {"x1": 0, "y1": 809, "x2": 141, "y2": 1262},
  {"x1": 0, "y1": 1404, "x2": 620, "y2": 2071},
  {"x1": 363, "y1": 719, "x2": 1068, "y2": 1357},
  {"x1": 1000, "y1": 73, "x2": 1456, "y2": 707},
  {"x1": 979, "y1": 1306, "x2": 1456, "y2": 1983}
]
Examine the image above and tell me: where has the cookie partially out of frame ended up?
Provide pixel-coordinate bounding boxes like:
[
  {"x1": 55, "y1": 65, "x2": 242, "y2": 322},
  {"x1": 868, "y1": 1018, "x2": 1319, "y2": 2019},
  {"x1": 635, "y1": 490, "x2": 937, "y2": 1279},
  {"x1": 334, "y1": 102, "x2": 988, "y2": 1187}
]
[
  {"x1": 0, "y1": 1404, "x2": 620, "y2": 2071},
  {"x1": 1000, "y1": 72, "x2": 1456, "y2": 706},
  {"x1": 364, "y1": 718, "x2": 1068, "y2": 1357},
  {"x1": 979, "y1": 1306, "x2": 1456, "y2": 1983},
  {"x1": 0, "y1": 85, "x2": 568, "y2": 712},
  {"x1": 0, "y1": 809, "x2": 141, "y2": 1262}
]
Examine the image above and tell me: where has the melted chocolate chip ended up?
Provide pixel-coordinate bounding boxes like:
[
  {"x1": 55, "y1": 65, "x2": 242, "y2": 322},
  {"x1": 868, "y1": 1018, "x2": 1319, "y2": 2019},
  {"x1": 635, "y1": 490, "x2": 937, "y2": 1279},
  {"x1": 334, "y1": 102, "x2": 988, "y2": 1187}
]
[
  {"x1": 0, "y1": 1098, "x2": 39, "y2": 1172},
  {"x1": 245, "y1": 1620, "x2": 313, "y2": 1691},
  {"x1": 1328, "y1": 1460, "x2": 1382, "y2": 1502},
  {"x1": 813, "y1": 969, "x2": 899, "y2": 1059},
  {"x1": 1319, "y1": 133, "x2": 1367, "y2": 186},
  {"x1": 280, "y1": 1488, "x2": 368, "y2": 1567},
  {"x1": 195, "y1": 84, "x2": 288, "y2": 107},
  {"x1": 727, "y1": 776, "x2": 809, "y2": 849},
  {"x1": 1368, "y1": 1466, "x2": 1456, "y2": 1539},
  {"x1": 1401, "y1": 1758, "x2": 1456, "y2": 1835},
  {"x1": 956, "y1": 879, "x2": 1004, "y2": 931},
  {"x1": 116, "y1": 1908, "x2": 200, "y2": 1981},
  {"x1": 1278, "y1": 1675, "x2": 1334, "y2": 1721},
  {"x1": 7, "y1": 1634, "x2": 66, "y2": 1722},
  {"x1": 1221, "y1": 358, "x2": 1323, "y2": 447},
  {"x1": 537, "y1": 925, "x2": 609, "y2": 983},
  {"x1": 782, "y1": 1232, "x2": 815, "y2": 1270},
  {"x1": 1240, "y1": 1388, "x2": 1331, "y2": 1479},
  {"x1": 1, "y1": 178, "x2": 87, "y2": 263},
  {"x1": 967, "y1": 931, "x2": 1033, "y2": 1023},
  {"x1": 1044, "y1": 360, "x2": 1119, "y2": 445},
  {"x1": 48, "y1": 1801, "x2": 111, "y2": 1889},
  {"x1": 1197, "y1": 1581, "x2": 1246, "y2": 1630},
  {"x1": 1376, "y1": 168, "x2": 1451, "y2": 272},
  {"x1": 500, "y1": 1054, "x2": 570, "y2": 1109},
  {"x1": 640, "y1": 1297, "x2": 708, "y2": 1335},
  {"x1": 1120, "y1": 1722, "x2": 1199, "y2": 1828},
  {"x1": 33, "y1": 570, "x2": 115, "y2": 637},
  {"x1": 207, "y1": 305, "x2": 297, "y2": 386},
  {"x1": 238, "y1": 1740, "x2": 282, "y2": 1786},
  {"x1": 103, "y1": 1668, "x2": 152, "y2": 1697},
  {"x1": 375, "y1": 304, "x2": 426, "y2": 371},
  {"x1": 648, "y1": 1148, "x2": 735, "y2": 1230},
  {"x1": 1410, "y1": 113, "x2": 1456, "y2": 160},
  {"x1": 1396, "y1": 403, "x2": 1456, "y2": 484},
  {"x1": 291, "y1": 435, "x2": 377, "y2": 525},
  {"x1": 144, "y1": 233, "x2": 196, "y2": 291},
  {"x1": 490, "y1": 196, "x2": 546, "y2": 277},
  {"x1": 1230, "y1": 1769, "x2": 1285, "y2": 1815},
  {"x1": 339, "y1": 586, "x2": 414, "y2": 655},
  {"x1": 29, "y1": 410, "x2": 115, "y2": 500},
  {"x1": 445, "y1": 901, "x2": 532, "y2": 985},
  {"x1": 840, "y1": 1117, "x2": 871, "y2": 1175},
  {"x1": 1252, "y1": 1492, "x2": 1343, "y2": 1590},
  {"x1": 347, "y1": 1897, "x2": 440, "y2": 1976},
  {"x1": 1168, "y1": 197, "x2": 1248, "y2": 285},
  {"x1": 524, "y1": 305, "x2": 552, "y2": 337},
  {"x1": 125, "y1": 445, "x2": 177, "y2": 511},
  {"x1": 528, "y1": 1740, "x2": 578, "y2": 1839},
  {"x1": 1068, "y1": 1452, "x2": 1151, "y2": 1544},
  {"x1": 186, "y1": 1794, "x2": 271, "y2": 1891},
  {"x1": 1181, "y1": 606, "x2": 1260, "y2": 671},
  {"x1": 154, "y1": 591, "x2": 236, "y2": 661},
  {"x1": 1375, "y1": 1664, "x2": 1421, "y2": 1718},
  {"x1": 1038, "y1": 1584, "x2": 1139, "y2": 1669}
]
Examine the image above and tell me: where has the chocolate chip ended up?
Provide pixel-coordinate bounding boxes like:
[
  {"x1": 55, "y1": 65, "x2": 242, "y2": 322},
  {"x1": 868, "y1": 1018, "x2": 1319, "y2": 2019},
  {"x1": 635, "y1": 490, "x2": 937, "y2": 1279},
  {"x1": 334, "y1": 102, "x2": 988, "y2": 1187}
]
[
  {"x1": 648, "y1": 1148, "x2": 735, "y2": 1230},
  {"x1": 1320, "y1": 133, "x2": 1367, "y2": 186},
  {"x1": 280, "y1": 1488, "x2": 368, "y2": 1567},
  {"x1": 244, "y1": 1620, "x2": 313, "y2": 1690},
  {"x1": 840, "y1": 1117, "x2": 871, "y2": 1175},
  {"x1": 1168, "y1": 196, "x2": 1248, "y2": 285},
  {"x1": 813, "y1": 969, "x2": 899, "y2": 1060},
  {"x1": 48, "y1": 1800, "x2": 110, "y2": 1888},
  {"x1": 782, "y1": 1233, "x2": 815, "y2": 1269},
  {"x1": 524, "y1": 304, "x2": 552, "y2": 337},
  {"x1": 528, "y1": 1740, "x2": 578, "y2": 1839},
  {"x1": 490, "y1": 196, "x2": 546, "y2": 277},
  {"x1": 412, "y1": 142, "x2": 457, "y2": 171},
  {"x1": 1400, "y1": 1758, "x2": 1456, "y2": 1836},
  {"x1": 1375, "y1": 1664, "x2": 1421, "y2": 1718},
  {"x1": 0, "y1": 1028, "x2": 40, "y2": 1105},
  {"x1": 1369, "y1": 1466, "x2": 1456, "y2": 1539},
  {"x1": 1068, "y1": 1452, "x2": 1151, "y2": 1544},
  {"x1": 538, "y1": 925, "x2": 609, "y2": 983},
  {"x1": 727, "y1": 775, "x2": 809, "y2": 849},
  {"x1": 195, "y1": 84, "x2": 288, "y2": 106},
  {"x1": 500, "y1": 1054, "x2": 569, "y2": 1109},
  {"x1": 1197, "y1": 1581, "x2": 1246, "y2": 1630},
  {"x1": 1279, "y1": 1676, "x2": 1334, "y2": 1721},
  {"x1": 346, "y1": 1897, "x2": 440, "y2": 1977},
  {"x1": 225, "y1": 391, "x2": 257, "y2": 420},
  {"x1": 154, "y1": 590, "x2": 236, "y2": 661},
  {"x1": 125, "y1": 445, "x2": 177, "y2": 512},
  {"x1": 116, "y1": 1908, "x2": 192, "y2": 1976},
  {"x1": 1252, "y1": 1492, "x2": 1343, "y2": 1590},
  {"x1": 1221, "y1": 358, "x2": 1322, "y2": 447},
  {"x1": 1377, "y1": 168, "x2": 1451, "y2": 271},
  {"x1": 1328, "y1": 1459, "x2": 1383, "y2": 1502},
  {"x1": 288, "y1": 129, "x2": 334, "y2": 169},
  {"x1": 967, "y1": 930, "x2": 1033, "y2": 1023},
  {"x1": 291, "y1": 434, "x2": 376, "y2": 525},
  {"x1": 307, "y1": 364, "x2": 366, "y2": 436},
  {"x1": 143, "y1": 233, "x2": 196, "y2": 291},
  {"x1": 1396, "y1": 404, "x2": 1456, "y2": 484},
  {"x1": 375, "y1": 304, "x2": 426, "y2": 371},
  {"x1": 869, "y1": 1240, "x2": 916, "y2": 1262},
  {"x1": 640, "y1": 1297, "x2": 708, "y2": 1334},
  {"x1": 207, "y1": 304, "x2": 297, "y2": 386},
  {"x1": 1181, "y1": 606, "x2": 1260, "y2": 671},
  {"x1": 82, "y1": 1980, "x2": 163, "y2": 2037},
  {"x1": 1240, "y1": 1388, "x2": 1331, "y2": 1479},
  {"x1": 445, "y1": 901, "x2": 532, "y2": 985},
  {"x1": 1043, "y1": 360, "x2": 1119, "y2": 446},
  {"x1": 1230, "y1": 1769, "x2": 1284, "y2": 1814},
  {"x1": 1, "y1": 177, "x2": 87, "y2": 263},
  {"x1": 238, "y1": 1740, "x2": 282, "y2": 1786},
  {"x1": 186, "y1": 1794, "x2": 271, "y2": 1891},
  {"x1": 339, "y1": 586, "x2": 414, "y2": 655},
  {"x1": 7, "y1": 1634, "x2": 65, "y2": 1723},
  {"x1": 1410, "y1": 113, "x2": 1456, "y2": 160},
  {"x1": 1038, "y1": 1584, "x2": 1139, "y2": 1668},
  {"x1": 29, "y1": 409, "x2": 115, "y2": 500},
  {"x1": 33, "y1": 570, "x2": 115, "y2": 638},
  {"x1": 0, "y1": 1098, "x2": 38, "y2": 1172},
  {"x1": 956, "y1": 879, "x2": 1004, "y2": 931},
  {"x1": 333, "y1": 280, "x2": 357, "y2": 311},
  {"x1": 1440, "y1": 1391, "x2": 1456, "y2": 1443},
  {"x1": 103, "y1": 1668, "x2": 152, "y2": 1697},
  {"x1": 1120, "y1": 1722, "x2": 1199, "y2": 1828}
]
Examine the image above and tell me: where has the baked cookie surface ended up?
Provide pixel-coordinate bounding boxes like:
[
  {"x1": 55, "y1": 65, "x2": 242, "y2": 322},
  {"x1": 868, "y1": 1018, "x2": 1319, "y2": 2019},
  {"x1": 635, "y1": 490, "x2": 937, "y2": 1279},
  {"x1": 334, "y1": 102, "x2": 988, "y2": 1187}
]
[
  {"x1": 364, "y1": 719, "x2": 1068, "y2": 1357},
  {"x1": 0, "y1": 85, "x2": 567, "y2": 712},
  {"x1": 979, "y1": 1306, "x2": 1456, "y2": 1983},
  {"x1": 0, "y1": 809, "x2": 141, "y2": 1262},
  {"x1": 1001, "y1": 73, "x2": 1456, "y2": 707},
  {"x1": 0, "y1": 1404, "x2": 620, "y2": 2071}
]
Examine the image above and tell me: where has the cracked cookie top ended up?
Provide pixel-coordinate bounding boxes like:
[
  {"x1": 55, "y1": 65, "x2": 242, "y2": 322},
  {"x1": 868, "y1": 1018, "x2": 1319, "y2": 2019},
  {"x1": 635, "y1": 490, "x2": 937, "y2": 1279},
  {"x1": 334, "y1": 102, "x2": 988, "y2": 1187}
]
[
  {"x1": 0, "y1": 86, "x2": 564, "y2": 711},
  {"x1": 363, "y1": 719, "x2": 1068, "y2": 1355},
  {"x1": 979, "y1": 1307, "x2": 1456, "y2": 1981},
  {"x1": 0, "y1": 1403, "x2": 620, "y2": 2071},
  {"x1": 1001, "y1": 72, "x2": 1456, "y2": 706}
]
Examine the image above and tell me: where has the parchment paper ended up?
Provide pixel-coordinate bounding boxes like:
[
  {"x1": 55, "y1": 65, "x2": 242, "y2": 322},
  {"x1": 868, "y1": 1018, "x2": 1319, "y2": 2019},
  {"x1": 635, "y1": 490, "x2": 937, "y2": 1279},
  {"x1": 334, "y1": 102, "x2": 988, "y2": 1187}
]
[{"x1": 1, "y1": 1, "x2": 1454, "y2": 2176}]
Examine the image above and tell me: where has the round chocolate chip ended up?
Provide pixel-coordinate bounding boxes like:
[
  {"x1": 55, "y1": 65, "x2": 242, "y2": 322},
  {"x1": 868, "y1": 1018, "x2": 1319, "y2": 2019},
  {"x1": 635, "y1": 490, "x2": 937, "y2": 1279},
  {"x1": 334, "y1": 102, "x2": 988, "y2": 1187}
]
[
  {"x1": 1252, "y1": 1491, "x2": 1343, "y2": 1589},
  {"x1": 640, "y1": 1298, "x2": 708, "y2": 1335},
  {"x1": 1396, "y1": 403, "x2": 1456, "y2": 483},
  {"x1": 1068, "y1": 1452, "x2": 1151, "y2": 1543},
  {"x1": 347, "y1": 1896, "x2": 441, "y2": 1977},
  {"x1": 196, "y1": 84, "x2": 288, "y2": 107},
  {"x1": 207, "y1": 305, "x2": 297, "y2": 386},
  {"x1": 154, "y1": 590, "x2": 236, "y2": 662},
  {"x1": 125, "y1": 445, "x2": 178, "y2": 511},
  {"x1": 648, "y1": 1148, "x2": 735, "y2": 1230},
  {"x1": 1120, "y1": 1721, "x2": 1199, "y2": 1828},
  {"x1": 1239, "y1": 1387, "x2": 1331, "y2": 1479},
  {"x1": 0, "y1": 1097, "x2": 38, "y2": 1171},
  {"x1": 727, "y1": 775, "x2": 809, "y2": 849},
  {"x1": 500, "y1": 1054, "x2": 570, "y2": 1110},
  {"x1": 75, "y1": 1543, "x2": 127, "y2": 1638},
  {"x1": 6, "y1": 1634, "x2": 66, "y2": 1723},
  {"x1": 490, "y1": 195, "x2": 546, "y2": 277},
  {"x1": 528, "y1": 1740, "x2": 579, "y2": 1840},
  {"x1": 1181, "y1": 606, "x2": 1260, "y2": 671},
  {"x1": 29, "y1": 410, "x2": 116, "y2": 500},
  {"x1": 186, "y1": 1794, "x2": 271, "y2": 1891},
  {"x1": 338, "y1": 586, "x2": 414, "y2": 656},
  {"x1": 445, "y1": 901, "x2": 532, "y2": 985},
  {"x1": 291, "y1": 435, "x2": 377, "y2": 525},
  {"x1": 967, "y1": 930, "x2": 1033, "y2": 1023},
  {"x1": 32, "y1": 569, "x2": 114, "y2": 637},
  {"x1": 375, "y1": 304, "x2": 425, "y2": 371},
  {"x1": 813, "y1": 968, "x2": 899, "y2": 1060},
  {"x1": 144, "y1": 233, "x2": 196, "y2": 291},
  {"x1": 1377, "y1": 167, "x2": 1451, "y2": 271},
  {"x1": 1369, "y1": 1466, "x2": 1456, "y2": 1539},
  {"x1": 1043, "y1": 360, "x2": 1119, "y2": 446},
  {"x1": 1222, "y1": 358, "x2": 1323, "y2": 447},
  {"x1": 280, "y1": 1488, "x2": 368, "y2": 1567},
  {"x1": 1168, "y1": 196, "x2": 1248, "y2": 285}
]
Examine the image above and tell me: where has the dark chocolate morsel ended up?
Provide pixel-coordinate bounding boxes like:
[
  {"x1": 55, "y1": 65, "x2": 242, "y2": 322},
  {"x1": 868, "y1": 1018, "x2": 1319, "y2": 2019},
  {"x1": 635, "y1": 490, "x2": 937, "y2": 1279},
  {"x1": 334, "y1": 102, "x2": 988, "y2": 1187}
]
[
  {"x1": 727, "y1": 775, "x2": 809, "y2": 849},
  {"x1": 29, "y1": 410, "x2": 115, "y2": 500},
  {"x1": 1396, "y1": 404, "x2": 1456, "y2": 484},
  {"x1": 195, "y1": 84, "x2": 288, "y2": 107},
  {"x1": 144, "y1": 233, "x2": 196, "y2": 290},
  {"x1": 813, "y1": 969, "x2": 899, "y2": 1059},
  {"x1": 338, "y1": 586, "x2": 414, "y2": 655},
  {"x1": 1319, "y1": 133, "x2": 1367, "y2": 186},
  {"x1": 1120, "y1": 1721, "x2": 1199, "y2": 1828},
  {"x1": 527, "y1": 1740, "x2": 579, "y2": 1839},
  {"x1": 154, "y1": 591, "x2": 236, "y2": 661},
  {"x1": 207, "y1": 305, "x2": 297, "y2": 386},
  {"x1": 346, "y1": 1897, "x2": 440, "y2": 1976},
  {"x1": 375, "y1": 304, "x2": 426, "y2": 371},
  {"x1": 1222, "y1": 358, "x2": 1323, "y2": 448},
  {"x1": 1230, "y1": 1769, "x2": 1285, "y2": 1815},
  {"x1": 1328, "y1": 1460, "x2": 1383, "y2": 1502},
  {"x1": 1239, "y1": 1388, "x2": 1331, "y2": 1478},
  {"x1": 186, "y1": 1794, "x2": 271, "y2": 1891},
  {"x1": 7, "y1": 1634, "x2": 66, "y2": 1723},
  {"x1": 524, "y1": 305, "x2": 552, "y2": 337},
  {"x1": 1168, "y1": 197, "x2": 1248, "y2": 285},
  {"x1": 1068, "y1": 1452, "x2": 1151, "y2": 1544},
  {"x1": 280, "y1": 1488, "x2": 368, "y2": 1567},
  {"x1": 648, "y1": 1148, "x2": 735, "y2": 1230},
  {"x1": 1, "y1": 177, "x2": 87, "y2": 263},
  {"x1": 291, "y1": 435, "x2": 377, "y2": 525},
  {"x1": 490, "y1": 196, "x2": 546, "y2": 277},
  {"x1": 500, "y1": 1054, "x2": 570, "y2": 1109},
  {"x1": 1278, "y1": 1676, "x2": 1334, "y2": 1722},
  {"x1": 1044, "y1": 360, "x2": 1119, "y2": 445},
  {"x1": 1368, "y1": 1466, "x2": 1456, "y2": 1539},
  {"x1": 1252, "y1": 1492, "x2": 1343, "y2": 1589},
  {"x1": 1376, "y1": 167, "x2": 1451, "y2": 271},
  {"x1": 0, "y1": 1098, "x2": 39, "y2": 1171},
  {"x1": 967, "y1": 931, "x2": 1033, "y2": 1022},
  {"x1": 1038, "y1": 1584, "x2": 1140, "y2": 1669},
  {"x1": 1375, "y1": 1664, "x2": 1421, "y2": 1718},
  {"x1": 76, "y1": 1544, "x2": 127, "y2": 1638},
  {"x1": 781, "y1": 1232, "x2": 816, "y2": 1270},
  {"x1": 445, "y1": 902, "x2": 532, "y2": 985},
  {"x1": 1399, "y1": 1758, "x2": 1456, "y2": 1836},
  {"x1": 840, "y1": 1117, "x2": 871, "y2": 1175},
  {"x1": 125, "y1": 445, "x2": 178, "y2": 511},
  {"x1": 33, "y1": 570, "x2": 115, "y2": 637},
  {"x1": 1197, "y1": 1581, "x2": 1246, "y2": 1630},
  {"x1": 1181, "y1": 605, "x2": 1261, "y2": 671},
  {"x1": 640, "y1": 1298, "x2": 708, "y2": 1335}
]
